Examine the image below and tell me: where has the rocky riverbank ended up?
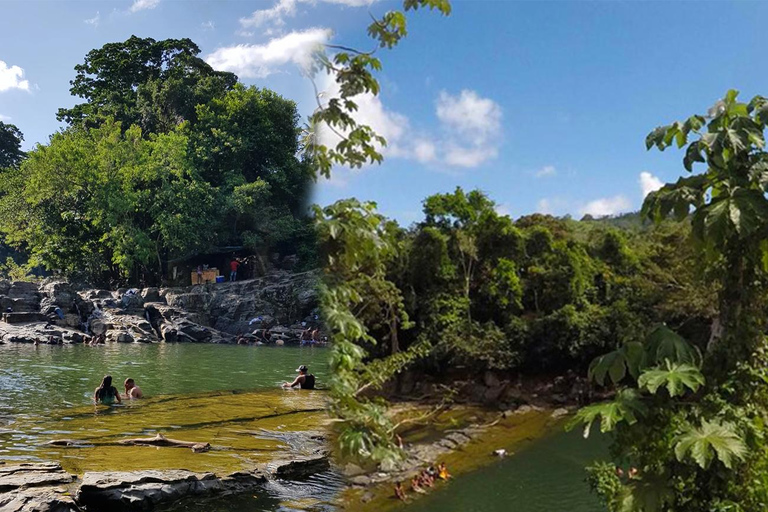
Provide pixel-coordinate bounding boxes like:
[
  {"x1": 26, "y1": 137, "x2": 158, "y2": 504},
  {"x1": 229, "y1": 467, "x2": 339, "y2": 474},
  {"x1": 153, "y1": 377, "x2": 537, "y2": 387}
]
[
  {"x1": 0, "y1": 270, "x2": 321, "y2": 346},
  {"x1": 338, "y1": 369, "x2": 592, "y2": 511},
  {"x1": 0, "y1": 454, "x2": 332, "y2": 512}
]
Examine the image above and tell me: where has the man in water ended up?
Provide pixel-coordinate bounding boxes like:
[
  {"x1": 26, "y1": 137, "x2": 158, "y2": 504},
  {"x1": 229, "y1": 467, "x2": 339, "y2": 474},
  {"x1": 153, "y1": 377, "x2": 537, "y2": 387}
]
[
  {"x1": 282, "y1": 365, "x2": 315, "y2": 389},
  {"x1": 124, "y1": 378, "x2": 144, "y2": 399}
]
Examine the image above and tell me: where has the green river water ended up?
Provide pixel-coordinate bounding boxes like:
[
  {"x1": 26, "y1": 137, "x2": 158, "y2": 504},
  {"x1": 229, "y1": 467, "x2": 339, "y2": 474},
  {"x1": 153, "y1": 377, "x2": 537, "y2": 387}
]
[
  {"x1": 0, "y1": 343, "x2": 606, "y2": 511},
  {"x1": 404, "y1": 428, "x2": 607, "y2": 512},
  {"x1": 0, "y1": 342, "x2": 341, "y2": 511}
]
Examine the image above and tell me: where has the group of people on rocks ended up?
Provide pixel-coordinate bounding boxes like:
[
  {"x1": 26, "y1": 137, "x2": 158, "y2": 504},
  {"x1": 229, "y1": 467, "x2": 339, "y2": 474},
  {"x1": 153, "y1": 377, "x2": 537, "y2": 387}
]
[
  {"x1": 93, "y1": 375, "x2": 143, "y2": 405},
  {"x1": 394, "y1": 463, "x2": 451, "y2": 501}
]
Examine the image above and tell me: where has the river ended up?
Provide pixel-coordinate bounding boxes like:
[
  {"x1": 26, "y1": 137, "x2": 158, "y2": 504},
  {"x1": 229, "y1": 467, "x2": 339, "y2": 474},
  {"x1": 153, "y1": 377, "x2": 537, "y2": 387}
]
[
  {"x1": 403, "y1": 427, "x2": 607, "y2": 512},
  {"x1": 0, "y1": 343, "x2": 339, "y2": 511}
]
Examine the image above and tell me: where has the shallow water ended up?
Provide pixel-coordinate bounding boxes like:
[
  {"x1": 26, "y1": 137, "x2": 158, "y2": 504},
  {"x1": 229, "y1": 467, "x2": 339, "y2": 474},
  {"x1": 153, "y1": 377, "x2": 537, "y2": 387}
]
[
  {"x1": 0, "y1": 343, "x2": 339, "y2": 510},
  {"x1": 403, "y1": 428, "x2": 607, "y2": 512}
]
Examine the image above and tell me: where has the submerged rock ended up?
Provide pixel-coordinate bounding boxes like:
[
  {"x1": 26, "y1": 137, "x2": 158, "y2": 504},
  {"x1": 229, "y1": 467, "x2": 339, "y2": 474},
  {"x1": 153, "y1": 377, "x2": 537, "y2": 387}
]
[
  {"x1": 76, "y1": 469, "x2": 267, "y2": 512},
  {"x1": 273, "y1": 455, "x2": 331, "y2": 481}
]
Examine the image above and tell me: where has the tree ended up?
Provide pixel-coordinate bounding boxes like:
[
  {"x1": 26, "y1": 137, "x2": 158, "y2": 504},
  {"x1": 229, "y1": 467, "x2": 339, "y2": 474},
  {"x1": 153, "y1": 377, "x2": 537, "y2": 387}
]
[
  {"x1": 57, "y1": 36, "x2": 237, "y2": 134},
  {"x1": 574, "y1": 90, "x2": 768, "y2": 511},
  {"x1": 0, "y1": 121, "x2": 217, "y2": 286},
  {"x1": 0, "y1": 121, "x2": 25, "y2": 169},
  {"x1": 308, "y1": 0, "x2": 453, "y2": 463}
]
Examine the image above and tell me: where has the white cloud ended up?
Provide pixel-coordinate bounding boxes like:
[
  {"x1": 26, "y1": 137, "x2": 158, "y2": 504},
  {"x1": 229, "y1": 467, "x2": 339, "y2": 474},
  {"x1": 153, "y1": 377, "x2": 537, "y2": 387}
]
[
  {"x1": 639, "y1": 171, "x2": 664, "y2": 198},
  {"x1": 240, "y1": 0, "x2": 297, "y2": 29},
  {"x1": 579, "y1": 195, "x2": 631, "y2": 217},
  {"x1": 535, "y1": 165, "x2": 556, "y2": 178},
  {"x1": 201, "y1": 21, "x2": 215, "y2": 31},
  {"x1": 129, "y1": 0, "x2": 160, "y2": 13},
  {"x1": 205, "y1": 28, "x2": 332, "y2": 78},
  {"x1": 436, "y1": 89, "x2": 501, "y2": 145},
  {"x1": 537, "y1": 198, "x2": 554, "y2": 214},
  {"x1": 317, "y1": 73, "x2": 408, "y2": 159},
  {"x1": 413, "y1": 139, "x2": 437, "y2": 164},
  {"x1": 0, "y1": 61, "x2": 30, "y2": 93},
  {"x1": 240, "y1": 0, "x2": 378, "y2": 30},
  {"x1": 316, "y1": 84, "x2": 502, "y2": 170},
  {"x1": 433, "y1": 89, "x2": 502, "y2": 168},
  {"x1": 84, "y1": 12, "x2": 100, "y2": 27},
  {"x1": 0, "y1": 114, "x2": 10, "y2": 122},
  {"x1": 444, "y1": 145, "x2": 498, "y2": 168}
]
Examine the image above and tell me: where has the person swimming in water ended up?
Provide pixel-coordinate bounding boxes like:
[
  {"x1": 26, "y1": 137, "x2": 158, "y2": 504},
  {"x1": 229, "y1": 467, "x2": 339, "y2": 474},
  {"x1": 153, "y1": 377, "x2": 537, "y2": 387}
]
[
  {"x1": 123, "y1": 378, "x2": 143, "y2": 399},
  {"x1": 94, "y1": 375, "x2": 121, "y2": 405},
  {"x1": 282, "y1": 365, "x2": 316, "y2": 389}
]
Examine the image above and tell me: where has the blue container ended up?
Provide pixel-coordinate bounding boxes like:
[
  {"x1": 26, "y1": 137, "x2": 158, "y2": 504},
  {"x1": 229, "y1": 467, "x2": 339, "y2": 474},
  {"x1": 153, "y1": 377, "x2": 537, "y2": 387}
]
[{"x1": 215, "y1": 276, "x2": 225, "y2": 283}]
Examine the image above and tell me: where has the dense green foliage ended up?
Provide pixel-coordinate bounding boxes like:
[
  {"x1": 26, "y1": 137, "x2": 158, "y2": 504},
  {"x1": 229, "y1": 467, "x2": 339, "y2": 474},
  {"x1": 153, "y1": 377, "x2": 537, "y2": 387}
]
[
  {"x1": 318, "y1": 184, "x2": 719, "y2": 461},
  {"x1": 0, "y1": 121, "x2": 25, "y2": 169},
  {"x1": 0, "y1": 37, "x2": 314, "y2": 286},
  {"x1": 574, "y1": 91, "x2": 768, "y2": 512},
  {"x1": 309, "y1": 0, "x2": 453, "y2": 463}
]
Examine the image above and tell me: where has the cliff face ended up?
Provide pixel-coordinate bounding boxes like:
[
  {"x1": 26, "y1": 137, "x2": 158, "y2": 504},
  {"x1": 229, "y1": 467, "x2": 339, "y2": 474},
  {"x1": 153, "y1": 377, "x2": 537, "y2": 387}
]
[{"x1": 0, "y1": 270, "x2": 320, "y2": 345}]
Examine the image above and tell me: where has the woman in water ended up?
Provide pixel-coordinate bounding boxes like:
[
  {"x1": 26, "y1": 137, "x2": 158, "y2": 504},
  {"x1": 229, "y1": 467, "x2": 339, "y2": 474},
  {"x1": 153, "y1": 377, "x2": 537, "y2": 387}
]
[{"x1": 94, "y1": 375, "x2": 121, "y2": 405}]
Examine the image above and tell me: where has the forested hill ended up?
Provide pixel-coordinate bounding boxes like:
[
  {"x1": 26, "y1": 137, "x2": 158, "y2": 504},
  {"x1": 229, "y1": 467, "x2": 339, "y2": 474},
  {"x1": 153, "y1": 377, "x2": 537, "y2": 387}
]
[
  {"x1": 319, "y1": 188, "x2": 713, "y2": 378},
  {"x1": 0, "y1": 36, "x2": 316, "y2": 288}
]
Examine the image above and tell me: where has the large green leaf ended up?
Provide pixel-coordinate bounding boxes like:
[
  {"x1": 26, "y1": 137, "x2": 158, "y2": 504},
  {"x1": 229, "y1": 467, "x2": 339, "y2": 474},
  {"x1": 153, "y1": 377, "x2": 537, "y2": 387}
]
[
  {"x1": 589, "y1": 342, "x2": 646, "y2": 386},
  {"x1": 641, "y1": 175, "x2": 707, "y2": 223},
  {"x1": 616, "y1": 472, "x2": 674, "y2": 512},
  {"x1": 645, "y1": 325, "x2": 700, "y2": 366},
  {"x1": 566, "y1": 389, "x2": 647, "y2": 438},
  {"x1": 674, "y1": 420, "x2": 748, "y2": 469},
  {"x1": 638, "y1": 361, "x2": 704, "y2": 397}
]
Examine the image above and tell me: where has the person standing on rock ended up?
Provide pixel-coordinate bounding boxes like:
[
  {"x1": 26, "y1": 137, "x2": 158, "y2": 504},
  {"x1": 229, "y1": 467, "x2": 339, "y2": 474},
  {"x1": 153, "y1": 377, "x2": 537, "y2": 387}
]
[
  {"x1": 123, "y1": 378, "x2": 143, "y2": 399},
  {"x1": 229, "y1": 258, "x2": 241, "y2": 282},
  {"x1": 282, "y1": 365, "x2": 315, "y2": 389},
  {"x1": 94, "y1": 375, "x2": 121, "y2": 405}
]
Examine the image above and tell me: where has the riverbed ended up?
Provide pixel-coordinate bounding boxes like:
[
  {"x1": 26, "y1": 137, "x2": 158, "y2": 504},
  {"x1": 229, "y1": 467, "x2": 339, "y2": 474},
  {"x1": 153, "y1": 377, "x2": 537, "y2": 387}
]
[{"x1": 0, "y1": 343, "x2": 339, "y2": 511}]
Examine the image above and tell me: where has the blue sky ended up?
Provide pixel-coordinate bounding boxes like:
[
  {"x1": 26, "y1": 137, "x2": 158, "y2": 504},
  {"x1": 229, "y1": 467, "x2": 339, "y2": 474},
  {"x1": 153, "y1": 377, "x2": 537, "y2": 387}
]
[{"x1": 1, "y1": 1, "x2": 767, "y2": 224}]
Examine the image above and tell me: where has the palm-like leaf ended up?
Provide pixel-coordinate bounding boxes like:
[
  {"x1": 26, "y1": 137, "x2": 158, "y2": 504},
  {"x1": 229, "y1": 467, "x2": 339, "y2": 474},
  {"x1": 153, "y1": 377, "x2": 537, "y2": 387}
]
[
  {"x1": 566, "y1": 389, "x2": 647, "y2": 438},
  {"x1": 674, "y1": 420, "x2": 748, "y2": 469},
  {"x1": 638, "y1": 361, "x2": 704, "y2": 397}
]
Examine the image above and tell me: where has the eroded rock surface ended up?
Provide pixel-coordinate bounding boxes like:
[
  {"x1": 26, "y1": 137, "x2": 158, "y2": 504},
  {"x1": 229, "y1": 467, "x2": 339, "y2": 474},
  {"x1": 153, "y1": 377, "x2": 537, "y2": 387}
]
[
  {"x1": 0, "y1": 462, "x2": 79, "y2": 512},
  {"x1": 76, "y1": 469, "x2": 267, "y2": 512},
  {"x1": 0, "y1": 270, "x2": 320, "y2": 346}
]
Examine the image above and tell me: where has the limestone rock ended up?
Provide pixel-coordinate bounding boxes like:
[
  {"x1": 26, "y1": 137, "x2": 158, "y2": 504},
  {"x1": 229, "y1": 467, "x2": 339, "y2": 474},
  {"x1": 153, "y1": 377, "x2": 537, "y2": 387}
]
[
  {"x1": 76, "y1": 469, "x2": 266, "y2": 512},
  {"x1": 0, "y1": 462, "x2": 79, "y2": 512}
]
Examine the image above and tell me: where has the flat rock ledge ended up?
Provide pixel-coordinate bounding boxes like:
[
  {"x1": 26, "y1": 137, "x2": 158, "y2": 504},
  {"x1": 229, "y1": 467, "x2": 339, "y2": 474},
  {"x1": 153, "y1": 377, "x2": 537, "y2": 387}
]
[
  {"x1": 76, "y1": 469, "x2": 267, "y2": 512},
  {"x1": 0, "y1": 455, "x2": 331, "y2": 512},
  {"x1": 0, "y1": 462, "x2": 78, "y2": 512}
]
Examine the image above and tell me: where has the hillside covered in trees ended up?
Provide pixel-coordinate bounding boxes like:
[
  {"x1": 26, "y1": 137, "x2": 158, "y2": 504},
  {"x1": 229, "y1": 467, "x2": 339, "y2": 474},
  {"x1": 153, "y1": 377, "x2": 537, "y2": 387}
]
[
  {"x1": 0, "y1": 36, "x2": 315, "y2": 287},
  {"x1": 320, "y1": 187, "x2": 714, "y2": 378}
]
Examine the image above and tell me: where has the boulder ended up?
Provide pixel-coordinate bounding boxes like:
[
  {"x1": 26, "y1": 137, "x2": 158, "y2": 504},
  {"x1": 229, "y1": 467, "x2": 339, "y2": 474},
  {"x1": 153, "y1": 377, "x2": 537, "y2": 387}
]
[
  {"x1": 76, "y1": 469, "x2": 266, "y2": 512},
  {"x1": 160, "y1": 325, "x2": 178, "y2": 343},
  {"x1": 140, "y1": 288, "x2": 162, "y2": 303},
  {"x1": 177, "y1": 322, "x2": 212, "y2": 343},
  {"x1": 273, "y1": 455, "x2": 330, "y2": 480}
]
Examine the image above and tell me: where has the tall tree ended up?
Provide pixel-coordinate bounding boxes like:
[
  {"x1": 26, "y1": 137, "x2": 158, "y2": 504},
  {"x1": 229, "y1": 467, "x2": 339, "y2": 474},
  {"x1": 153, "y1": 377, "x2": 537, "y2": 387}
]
[
  {"x1": 574, "y1": 90, "x2": 768, "y2": 511},
  {"x1": 0, "y1": 121, "x2": 25, "y2": 169},
  {"x1": 57, "y1": 36, "x2": 237, "y2": 134}
]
